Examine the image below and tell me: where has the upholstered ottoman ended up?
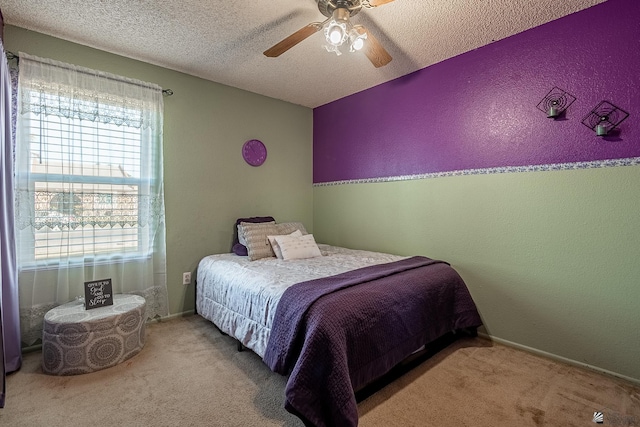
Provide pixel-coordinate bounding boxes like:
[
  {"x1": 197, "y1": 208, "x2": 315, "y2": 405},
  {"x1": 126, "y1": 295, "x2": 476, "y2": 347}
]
[{"x1": 42, "y1": 294, "x2": 146, "y2": 375}]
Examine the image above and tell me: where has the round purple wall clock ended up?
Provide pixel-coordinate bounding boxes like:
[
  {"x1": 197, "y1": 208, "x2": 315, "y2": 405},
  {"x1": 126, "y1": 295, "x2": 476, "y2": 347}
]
[{"x1": 242, "y1": 139, "x2": 267, "y2": 167}]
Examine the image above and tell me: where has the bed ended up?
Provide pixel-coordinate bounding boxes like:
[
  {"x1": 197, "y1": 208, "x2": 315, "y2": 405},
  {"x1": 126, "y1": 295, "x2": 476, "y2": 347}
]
[{"x1": 196, "y1": 222, "x2": 481, "y2": 427}]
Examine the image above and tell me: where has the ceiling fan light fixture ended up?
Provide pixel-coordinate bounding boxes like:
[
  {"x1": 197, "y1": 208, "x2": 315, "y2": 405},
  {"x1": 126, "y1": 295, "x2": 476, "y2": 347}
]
[
  {"x1": 348, "y1": 28, "x2": 367, "y2": 52},
  {"x1": 325, "y1": 21, "x2": 347, "y2": 46},
  {"x1": 327, "y1": 23, "x2": 346, "y2": 45},
  {"x1": 323, "y1": 44, "x2": 343, "y2": 56},
  {"x1": 324, "y1": 8, "x2": 350, "y2": 46},
  {"x1": 263, "y1": 0, "x2": 394, "y2": 67}
]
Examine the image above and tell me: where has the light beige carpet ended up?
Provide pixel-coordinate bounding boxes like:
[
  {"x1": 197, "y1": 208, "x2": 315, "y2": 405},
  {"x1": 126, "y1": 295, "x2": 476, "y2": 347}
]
[{"x1": 1, "y1": 315, "x2": 638, "y2": 426}]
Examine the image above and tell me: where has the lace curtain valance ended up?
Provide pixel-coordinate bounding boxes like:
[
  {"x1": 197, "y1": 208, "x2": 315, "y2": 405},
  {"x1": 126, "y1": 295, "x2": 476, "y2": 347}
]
[{"x1": 18, "y1": 52, "x2": 162, "y2": 130}]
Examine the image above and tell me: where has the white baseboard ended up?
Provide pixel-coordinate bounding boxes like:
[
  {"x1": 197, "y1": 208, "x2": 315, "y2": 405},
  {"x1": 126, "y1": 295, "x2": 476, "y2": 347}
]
[
  {"x1": 22, "y1": 343, "x2": 43, "y2": 353},
  {"x1": 147, "y1": 309, "x2": 196, "y2": 323},
  {"x1": 477, "y1": 332, "x2": 640, "y2": 387}
]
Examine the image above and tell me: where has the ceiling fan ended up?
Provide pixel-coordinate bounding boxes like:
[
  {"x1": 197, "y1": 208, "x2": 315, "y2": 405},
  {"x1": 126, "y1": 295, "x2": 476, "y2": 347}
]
[{"x1": 263, "y1": 0, "x2": 395, "y2": 68}]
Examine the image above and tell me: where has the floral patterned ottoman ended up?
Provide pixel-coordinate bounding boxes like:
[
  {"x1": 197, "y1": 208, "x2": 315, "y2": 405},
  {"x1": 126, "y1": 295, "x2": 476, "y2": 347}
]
[{"x1": 42, "y1": 294, "x2": 146, "y2": 375}]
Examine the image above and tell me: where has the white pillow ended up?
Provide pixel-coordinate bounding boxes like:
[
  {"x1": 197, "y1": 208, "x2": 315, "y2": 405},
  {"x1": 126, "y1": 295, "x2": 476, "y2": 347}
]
[
  {"x1": 268, "y1": 230, "x2": 303, "y2": 259},
  {"x1": 274, "y1": 234, "x2": 322, "y2": 261}
]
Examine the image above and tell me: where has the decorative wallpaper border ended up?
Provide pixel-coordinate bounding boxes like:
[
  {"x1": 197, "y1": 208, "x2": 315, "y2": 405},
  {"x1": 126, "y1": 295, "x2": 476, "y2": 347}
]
[{"x1": 313, "y1": 157, "x2": 640, "y2": 187}]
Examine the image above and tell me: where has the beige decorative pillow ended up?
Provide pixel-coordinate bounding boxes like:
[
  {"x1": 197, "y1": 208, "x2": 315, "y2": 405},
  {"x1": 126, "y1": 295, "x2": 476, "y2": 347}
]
[
  {"x1": 274, "y1": 233, "x2": 322, "y2": 260},
  {"x1": 238, "y1": 221, "x2": 275, "y2": 246},
  {"x1": 268, "y1": 230, "x2": 303, "y2": 259},
  {"x1": 240, "y1": 222, "x2": 279, "y2": 261},
  {"x1": 275, "y1": 222, "x2": 308, "y2": 236}
]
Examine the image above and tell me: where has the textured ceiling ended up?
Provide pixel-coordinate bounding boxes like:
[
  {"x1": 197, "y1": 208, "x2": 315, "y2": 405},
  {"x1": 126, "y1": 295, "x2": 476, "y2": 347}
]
[{"x1": 2, "y1": 0, "x2": 605, "y2": 108}]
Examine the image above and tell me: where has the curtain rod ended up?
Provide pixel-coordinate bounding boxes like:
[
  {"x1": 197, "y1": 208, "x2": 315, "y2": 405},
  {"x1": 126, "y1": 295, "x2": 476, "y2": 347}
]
[{"x1": 5, "y1": 51, "x2": 174, "y2": 97}]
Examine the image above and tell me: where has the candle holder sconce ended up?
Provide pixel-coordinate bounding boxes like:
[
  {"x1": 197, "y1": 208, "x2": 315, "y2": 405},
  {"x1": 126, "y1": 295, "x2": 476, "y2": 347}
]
[
  {"x1": 581, "y1": 101, "x2": 629, "y2": 136},
  {"x1": 536, "y1": 87, "x2": 576, "y2": 119}
]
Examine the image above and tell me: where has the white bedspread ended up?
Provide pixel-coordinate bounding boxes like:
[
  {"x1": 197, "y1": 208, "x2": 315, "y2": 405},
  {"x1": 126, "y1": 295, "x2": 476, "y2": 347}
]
[{"x1": 196, "y1": 244, "x2": 405, "y2": 357}]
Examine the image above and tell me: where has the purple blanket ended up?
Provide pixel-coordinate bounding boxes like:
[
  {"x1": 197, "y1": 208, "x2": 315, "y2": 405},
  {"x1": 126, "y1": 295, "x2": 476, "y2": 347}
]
[{"x1": 263, "y1": 256, "x2": 482, "y2": 427}]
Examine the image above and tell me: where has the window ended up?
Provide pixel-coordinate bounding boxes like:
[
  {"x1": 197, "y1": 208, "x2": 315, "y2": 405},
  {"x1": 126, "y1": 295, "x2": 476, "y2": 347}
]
[
  {"x1": 22, "y1": 111, "x2": 145, "y2": 260},
  {"x1": 15, "y1": 53, "x2": 165, "y2": 265}
]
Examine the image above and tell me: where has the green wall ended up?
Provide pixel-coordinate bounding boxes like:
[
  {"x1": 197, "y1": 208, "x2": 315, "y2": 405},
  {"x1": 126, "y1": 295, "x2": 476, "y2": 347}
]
[
  {"x1": 7, "y1": 25, "x2": 639, "y2": 384},
  {"x1": 314, "y1": 165, "x2": 640, "y2": 382},
  {"x1": 5, "y1": 25, "x2": 314, "y2": 317}
]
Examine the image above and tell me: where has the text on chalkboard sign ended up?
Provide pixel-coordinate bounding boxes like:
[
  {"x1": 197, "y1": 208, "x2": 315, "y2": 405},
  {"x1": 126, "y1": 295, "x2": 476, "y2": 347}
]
[{"x1": 84, "y1": 278, "x2": 114, "y2": 310}]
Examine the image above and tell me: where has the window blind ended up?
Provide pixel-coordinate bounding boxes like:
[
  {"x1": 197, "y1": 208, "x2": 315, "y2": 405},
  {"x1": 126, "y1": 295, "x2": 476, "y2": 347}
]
[{"x1": 18, "y1": 108, "x2": 147, "y2": 261}]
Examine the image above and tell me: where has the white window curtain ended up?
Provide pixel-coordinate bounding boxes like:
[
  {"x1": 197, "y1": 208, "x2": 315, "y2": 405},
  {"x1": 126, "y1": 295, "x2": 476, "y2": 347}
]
[{"x1": 14, "y1": 53, "x2": 168, "y2": 345}]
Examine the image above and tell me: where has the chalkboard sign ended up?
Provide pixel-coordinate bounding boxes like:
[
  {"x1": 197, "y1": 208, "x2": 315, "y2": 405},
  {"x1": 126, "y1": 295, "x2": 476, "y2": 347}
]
[{"x1": 84, "y1": 278, "x2": 114, "y2": 310}]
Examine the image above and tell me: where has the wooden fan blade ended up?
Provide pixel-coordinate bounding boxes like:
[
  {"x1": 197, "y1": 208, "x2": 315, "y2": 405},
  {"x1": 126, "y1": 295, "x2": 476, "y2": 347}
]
[
  {"x1": 263, "y1": 23, "x2": 323, "y2": 57},
  {"x1": 355, "y1": 25, "x2": 392, "y2": 68},
  {"x1": 366, "y1": 0, "x2": 395, "y2": 7}
]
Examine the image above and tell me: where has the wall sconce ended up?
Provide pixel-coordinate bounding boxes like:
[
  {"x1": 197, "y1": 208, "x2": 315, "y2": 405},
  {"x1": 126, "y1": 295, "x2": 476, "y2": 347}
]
[
  {"x1": 536, "y1": 87, "x2": 576, "y2": 119},
  {"x1": 581, "y1": 101, "x2": 629, "y2": 136}
]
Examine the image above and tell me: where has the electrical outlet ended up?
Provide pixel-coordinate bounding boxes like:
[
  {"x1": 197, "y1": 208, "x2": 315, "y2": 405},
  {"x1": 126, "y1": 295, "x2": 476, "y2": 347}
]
[{"x1": 182, "y1": 272, "x2": 191, "y2": 285}]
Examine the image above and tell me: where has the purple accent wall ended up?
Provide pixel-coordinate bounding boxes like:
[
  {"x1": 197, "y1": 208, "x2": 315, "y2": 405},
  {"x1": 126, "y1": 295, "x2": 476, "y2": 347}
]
[{"x1": 313, "y1": 0, "x2": 640, "y2": 183}]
